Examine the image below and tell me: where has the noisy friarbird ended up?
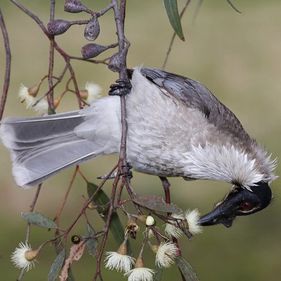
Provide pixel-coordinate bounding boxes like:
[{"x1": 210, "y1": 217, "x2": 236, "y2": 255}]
[{"x1": 0, "y1": 67, "x2": 277, "y2": 227}]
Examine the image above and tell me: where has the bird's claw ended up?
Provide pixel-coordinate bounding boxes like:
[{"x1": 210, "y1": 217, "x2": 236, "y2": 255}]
[
  {"x1": 109, "y1": 79, "x2": 132, "y2": 96},
  {"x1": 121, "y1": 162, "x2": 133, "y2": 179}
]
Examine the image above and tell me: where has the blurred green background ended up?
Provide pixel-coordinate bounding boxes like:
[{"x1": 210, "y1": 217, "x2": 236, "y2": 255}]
[{"x1": 0, "y1": 0, "x2": 281, "y2": 280}]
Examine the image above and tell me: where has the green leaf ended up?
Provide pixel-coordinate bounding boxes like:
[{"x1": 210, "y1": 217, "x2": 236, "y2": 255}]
[
  {"x1": 175, "y1": 256, "x2": 199, "y2": 281},
  {"x1": 87, "y1": 182, "x2": 125, "y2": 247},
  {"x1": 110, "y1": 212, "x2": 126, "y2": 247},
  {"x1": 133, "y1": 194, "x2": 182, "y2": 213},
  {"x1": 154, "y1": 266, "x2": 164, "y2": 281},
  {"x1": 21, "y1": 212, "x2": 57, "y2": 229},
  {"x1": 48, "y1": 249, "x2": 65, "y2": 281},
  {"x1": 163, "y1": 0, "x2": 185, "y2": 40},
  {"x1": 85, "y1": 224, "x2": 97, "y2": 256}
]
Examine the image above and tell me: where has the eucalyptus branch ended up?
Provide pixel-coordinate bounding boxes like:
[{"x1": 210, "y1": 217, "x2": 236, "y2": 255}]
[
  {"x1": 54, "y1": 166, "x2": 79, "y2": 225},
  {"x1": 47, "y1": 0, "x2": 56, "y2": 110},
  {"x1": 0, "y1": 9, "x2": 11, "y2": 120}
]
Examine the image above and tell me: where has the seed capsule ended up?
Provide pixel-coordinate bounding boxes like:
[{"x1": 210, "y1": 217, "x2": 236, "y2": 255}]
[
  {"x1": 71, "y1": 235, "x2": 81, "y2": 244},
  {"x1": 47, "y1": 19, "x2": 72, "y2": 36},
  {"x1": 81, "y1": 43, "x2": 108, "y2": 59},
  {"x1": 84, "y1": 16, "x2": 100, "y2": 41},
  {"x1": 64, "y1": 0, "x2": 87, "y2": 13},
  {"x1": 108, "y1": 53, "x2": 121, "y2": 72}
]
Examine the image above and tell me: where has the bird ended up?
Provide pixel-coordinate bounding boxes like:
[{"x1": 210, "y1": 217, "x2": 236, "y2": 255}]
[{"x1": 0, "y1": 67, "x2": 277, "y2": 227}]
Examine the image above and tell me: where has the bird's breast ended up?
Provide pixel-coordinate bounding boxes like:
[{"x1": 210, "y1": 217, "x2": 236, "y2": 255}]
[{"x1": 125, "y1": 69, "x2": 228, "y2": 177}]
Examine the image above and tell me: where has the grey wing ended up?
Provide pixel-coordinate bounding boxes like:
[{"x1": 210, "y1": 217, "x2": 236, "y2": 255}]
[{"x1": 140, "y1": 67, "x2": 252, "y2": 145}]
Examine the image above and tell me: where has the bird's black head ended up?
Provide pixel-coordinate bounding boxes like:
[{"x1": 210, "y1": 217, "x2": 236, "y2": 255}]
[{"x1": 199, "y1": 181, "x2": 272, "y2": 227}]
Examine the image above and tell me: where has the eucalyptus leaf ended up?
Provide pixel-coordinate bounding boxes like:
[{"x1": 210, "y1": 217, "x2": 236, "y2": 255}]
[
  {"x1": 85, "y1": 224, "x2": 97, "y2": 256},
  {"x1": 133, "y1": 194, "x2": 182, "y2": 213},
  {"x1": 154, "y1": 266, "x2": 164, "y2": 281},
  {"x1": 21, "y1": 212, "x2": 57, "y2": 229},
  {"x1": 163, "y1": 0, "x2": 185, "y2": 40},
  {"x1": 48, "y1": 249, "x2": 65, "y2": 281},
  {"x1": 175, "y1": 256, "x2": 199, "y2": 281},
  {"x1": 87, "y1": 182, "x2": 126, "y2": 247}
]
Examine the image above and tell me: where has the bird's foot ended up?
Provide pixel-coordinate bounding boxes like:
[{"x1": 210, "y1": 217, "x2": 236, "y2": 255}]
[
  {"x1": 109, "y1": 79, "x2": 132, "y2": 96},
  {"x1": 120, "y1": 162, "x2": 133, "y2": 179}
]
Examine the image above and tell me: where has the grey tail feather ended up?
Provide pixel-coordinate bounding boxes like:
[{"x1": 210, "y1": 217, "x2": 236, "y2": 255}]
[{"x1": 0, "y1": 111, "x2": 101, "y2": 187}]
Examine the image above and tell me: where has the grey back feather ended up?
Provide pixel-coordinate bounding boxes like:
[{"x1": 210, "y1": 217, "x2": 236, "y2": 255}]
[{"x1": 140, "y1": 68, "x2": 252, "y2": 146}]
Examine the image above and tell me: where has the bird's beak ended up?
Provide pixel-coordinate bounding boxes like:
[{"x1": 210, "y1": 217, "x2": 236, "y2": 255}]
[
  {"x1": 198, "y1": 195, "x2": 238, "y2": 228},
  {"x1": 198, "y1": 182, "x2": 272, "y2": 228}
]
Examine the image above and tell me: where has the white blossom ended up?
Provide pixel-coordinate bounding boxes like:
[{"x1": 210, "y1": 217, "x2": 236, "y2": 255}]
[
  {"x1": 125, "y1": 267, "x2": 154, "y2": 281},
  {"x1": 104, "y1": 251, "x2": 135, "y2": 273},
  {"x1": 32, "y1": 99, "x2": 49, "y2": 114},
  {"x1": 155, "y1": 242, "x2": 178, "y2": 268},
  {"x1": 85, "y1": 82, "x2": 102, "y2": 104},
  {"x1": 18, "y1": 84, "x2": 35, "y2": 108},
  {"x1": 185, "y1": 209, "x2": 202, "y2": 235},
  {"x1": 11, "y1": 242, "x2": 37, "y2": 271},
  {"x1": 18, "y1": 84, "x2": 48, "y2": 114},
  {"x1": 165, "y1": 213, "x2": 184, "y2": 239}
]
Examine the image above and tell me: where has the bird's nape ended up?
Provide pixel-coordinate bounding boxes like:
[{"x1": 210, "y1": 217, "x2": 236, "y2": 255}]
[{"x1": 199, "y1": 182, "x2": 272, "y2": 228}]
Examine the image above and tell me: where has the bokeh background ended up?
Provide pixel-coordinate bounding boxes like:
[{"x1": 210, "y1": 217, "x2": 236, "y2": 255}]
[{"x1": 0, "y1": 0, "x2": 281, "y2": 280}]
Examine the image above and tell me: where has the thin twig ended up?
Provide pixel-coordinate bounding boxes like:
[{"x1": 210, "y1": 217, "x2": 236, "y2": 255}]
[
  {"x1": 162, "y1": 0, "x2": 191, "y2": 69},
  {"x1": 93, "y1": 172, "x2": 121, "y2": 281},
  {"x1": 47, "y1": 0, "x2": 56, "y2": 111},
  {"x1": 0, "y1": 9, "x2": 11, "y2": 120},
  {"x1": 97, "y1": 3, "x2": 114, "y2": 17},
  {"x1": 25, "y1": 184, "x2": 42, "y2": 242},
  {"x1": 17, "y1": 184, "x2": 42, "y2": 281},
  {"x1": 54, "y1": 166, "x2": 79, "y2": 224},
  {"x1": 33, "y1": 64, "x2": 68, "y2": 105}
]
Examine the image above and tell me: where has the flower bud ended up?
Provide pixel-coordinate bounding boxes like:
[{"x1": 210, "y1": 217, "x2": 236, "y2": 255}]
[
  {"x1": 149, "y1": 244, "x2": 159, "y2": 254},
  {"x1": 87, "y1": 201, "x2": 95, "y2": 209},
  {"x1": 81, "y1": 43, "x2": 108, "y2": 59},
  {"x1": 146, "y1": 215, "x2": 155, "y2": 226},
  {"x1": 24, "y1": 249, "x2": 40, "y2": 262},
  {"x1": 79, "y1": 90, "x2": 88, "y2": 99},
  {"x1": 135, "y1": 256, "x2": 145, "y2": 268},
  {"x1": 126, "y1": 217, "x2": 139, "y2": 239},
  {"x1": 47, "y1": 19, "x2": 72, "y2": 36},
  {"x1": 84, "y1": 16, "x2": 100, "y2": 41},
  {"x1": 64, "y1": 0, "x2": 87, "y2": 13},
  {"x1": 53, "y1": 98, "x2": 61, "y2": 109},
  {"x1": 117, "y1": 239, "x2": 128, "y2": 256},
  {"x1": 28, "y1": 83, "x2": 40, "y2": 97}
]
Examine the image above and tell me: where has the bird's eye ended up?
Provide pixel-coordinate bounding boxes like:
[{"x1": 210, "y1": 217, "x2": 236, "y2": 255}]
[{"x1": 239, "y1": 201, "x2": 254, "y2": 212}]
